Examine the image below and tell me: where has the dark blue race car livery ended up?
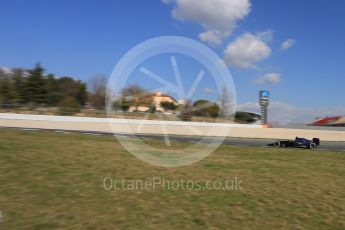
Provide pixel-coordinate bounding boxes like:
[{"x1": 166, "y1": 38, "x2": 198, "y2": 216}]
[{"x1": 269, "y1": 137, "x2": 320, "y2": 150}]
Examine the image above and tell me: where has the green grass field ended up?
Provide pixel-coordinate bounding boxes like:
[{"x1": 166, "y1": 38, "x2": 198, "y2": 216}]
[{"x1": 0, "y1": 129, "x2": 344, "y2": 229}]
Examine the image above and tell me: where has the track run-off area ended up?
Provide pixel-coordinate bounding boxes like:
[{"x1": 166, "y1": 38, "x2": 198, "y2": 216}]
[{"x1": 0, "y1": 113, "x2": 344, "y2": 151}]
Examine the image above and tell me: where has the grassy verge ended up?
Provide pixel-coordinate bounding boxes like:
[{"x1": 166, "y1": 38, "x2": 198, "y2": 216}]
[{"x1": 0, "y1": 129, "x2": 344, "y2": 229}]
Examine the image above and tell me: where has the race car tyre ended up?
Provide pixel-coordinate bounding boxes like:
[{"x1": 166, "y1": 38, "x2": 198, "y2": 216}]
[
  {"x1": 309, "y1": 142, "x2": 317, "y2": 149},
  {"x1": 274, "y1": 141, "x2": 281, "y2": 148}
]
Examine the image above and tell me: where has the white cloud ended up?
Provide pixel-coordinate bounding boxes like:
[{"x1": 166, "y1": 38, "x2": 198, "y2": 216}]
[
  {"x1": 223, "y1": 32, "x2": 272, "y2": 68},
  {"x1": 199, "y1": 30, "x2": 229, "y2": 45},
  {"x1": 164, "y1": 0, "x2": 251, "y2": 44},
  {"x1": 255, "y1": 72, "x2": 281, "y2": 84},
  {"x1": 257, "y1": 30, "x2": 274, "y2": 43},
  {"x1": 280, "y1": 39, "x2": 296, "y2": 50},
  {"x1": 237, "y1": 101, "x2": 345, "y2": 124}
]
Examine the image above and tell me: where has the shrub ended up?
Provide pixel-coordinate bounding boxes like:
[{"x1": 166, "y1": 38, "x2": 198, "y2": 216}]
[
  {"x1": 160, "y1": 101, "x2": 177, "y2": 111},
  {"x1": 58, "y1": 96, "x2": 81, "y2": 115},
  {"x1": 235, "y1": 112, "x2": 255, "y2": 123}
]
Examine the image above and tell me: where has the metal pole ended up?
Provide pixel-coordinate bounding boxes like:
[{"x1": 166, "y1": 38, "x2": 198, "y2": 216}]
[{"x1": 261, "y1": 106, "x2": 267, "y2": 125}]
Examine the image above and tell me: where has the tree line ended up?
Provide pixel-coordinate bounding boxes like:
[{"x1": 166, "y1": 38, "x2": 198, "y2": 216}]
[
  {"x1": 0, "y1": 63, "x2": 240, "y2": 120},
  {"x1": 0, "y1": 63, "x2": 106, "y2": 113}
]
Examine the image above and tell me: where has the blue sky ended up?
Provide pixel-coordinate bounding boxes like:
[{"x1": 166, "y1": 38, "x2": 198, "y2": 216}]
[{"x1": 1, "y1": 0, "x2": 345, "y2": 122}]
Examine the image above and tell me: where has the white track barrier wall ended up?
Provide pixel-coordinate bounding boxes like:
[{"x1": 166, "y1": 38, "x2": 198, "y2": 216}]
[{"x1": 0, "y1": 113, "x2": 261, "y2": 128}]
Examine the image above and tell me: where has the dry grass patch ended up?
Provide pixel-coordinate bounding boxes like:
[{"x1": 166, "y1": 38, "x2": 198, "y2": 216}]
[{"x1": 0, "y1": 129, "x2": 344, "y2": 229}]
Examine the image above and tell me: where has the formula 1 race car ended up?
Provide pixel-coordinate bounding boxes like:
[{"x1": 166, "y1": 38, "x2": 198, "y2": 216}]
[{"x1": 268, "y1": 137, "x2": 320, "y2": 149}]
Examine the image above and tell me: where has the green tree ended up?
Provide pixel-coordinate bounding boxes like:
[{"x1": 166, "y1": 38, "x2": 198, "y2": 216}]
[
  {"x1": 112, "y1": 97, "x2": 131, "y2": 111},
  {"x1": 76, "y1": 81, "x2": 88, "y2": 106},
  {"x1": 54, "y1": 76, "x2": 87, "y2": 107},
  {"x1": 235, "y1": 112, "x2": 256, "y2": 123},
  {"x1": 119, "y1": 85, "x2": 152, "y2": 111},
  {"x1": 0, "y1": 78, "x2": 17, "y2": 105},
  {"x1": 58, "y1": 96, "x2": 81, "y2": 115},
  {"x1": 12, "y1": 68, "x2": 27, "y2": 104},
  {"x1": 0, "y1": 64, "x2": 89, "y2": 110},
  {"x1": 45, "y1": 74, "x2": 63, "y2": 106},
  {"x1": 26, "y1": 63, "x2": 47, "y2": 104},
  {"x1": 192, "y1": 99, "x2": 219, "y2": 118},
  {"x1": 207, "y1": 103, "x2": 220, "y2": 118},
  {"x1": 160, "y1": 101, "x2": 177, "y2": 111}
]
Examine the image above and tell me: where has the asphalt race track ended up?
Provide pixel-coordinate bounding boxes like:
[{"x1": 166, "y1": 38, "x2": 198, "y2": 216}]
[
  {"x1": 120, "y1": 133, "x2": 345, "y2": 151},
  {"x1": 2, "y1": 126, "x2": 345, "y2": 151}
]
